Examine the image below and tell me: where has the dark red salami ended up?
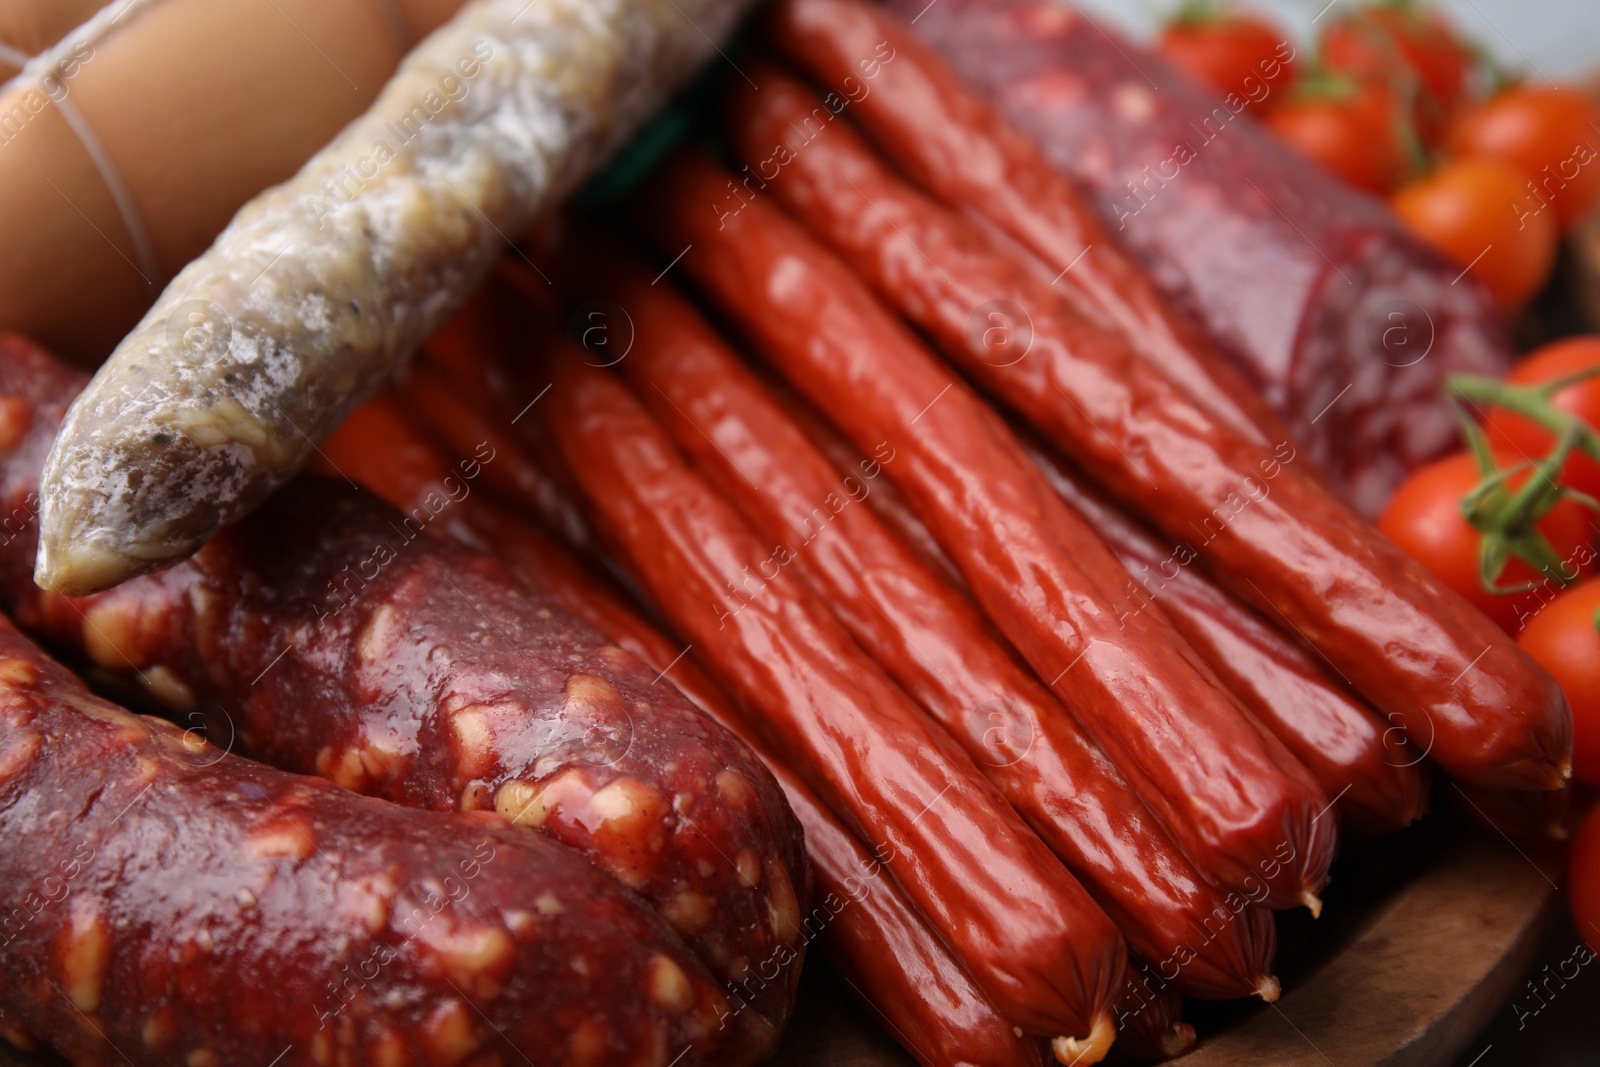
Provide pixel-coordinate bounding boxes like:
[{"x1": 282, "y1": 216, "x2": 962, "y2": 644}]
[
  {"x1": 0, "y1": 336, "x2": 810, "y2": 1060},
  {"x1": 876, "y1": 0, "x2": 1513, "y2": 516},
  {"x1": 0, "y1": 613, "x2": 744, "y2": 1067}
]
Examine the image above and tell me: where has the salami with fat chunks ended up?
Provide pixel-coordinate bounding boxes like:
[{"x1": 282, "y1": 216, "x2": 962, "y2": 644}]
[
  {"x1": 0, "y1": 335, "x2": 810, "y2": 1059},
  {"x1": 0, "y1": 614, "x2": 744, "y2": 1067}
]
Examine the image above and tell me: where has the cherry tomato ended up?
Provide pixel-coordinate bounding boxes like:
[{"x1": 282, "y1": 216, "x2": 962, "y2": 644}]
[
  {"x1": 1321, "y1": 4, "x2": 1474, "y2": 145},
  {"x1": 1572, "y1": 804, "x2": 1600, "y2": 952},
  {"x1": 1518, "y1": 579, "x2": 1600, "y2": 785},
  {"x1": 1483, "y1": 337, "x2": 1600, "y2": 500},
  {"x1": 1378, "y1": 451, "x2": 1597, "y2": 633},
  {"x1": 1390, "y1": 157, "x2": 1558, "y2": 310},
  {"x1": 1265, "y1": 81, "x2": 1410, "y2": 193},
  {"x1": 1450, "y1": 86, "x2": 1600, "y2": 229},
  {"x1": 1159, "y1": 7, "x2": 1296, "y2": 101}
]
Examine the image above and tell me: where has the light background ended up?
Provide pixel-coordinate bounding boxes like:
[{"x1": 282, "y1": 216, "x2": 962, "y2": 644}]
[{"x1": 1071, "y1": 0, "x2": 1600, "y2": 82}]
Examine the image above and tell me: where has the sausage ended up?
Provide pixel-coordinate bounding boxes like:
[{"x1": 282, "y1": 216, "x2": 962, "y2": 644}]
[
  {"x1": 0, "y1": 336, "x2": 811, "y2": 1058},
  {"x1": 636, "y1": 146, "x2": 1334, "y2": 912},
  {"x1": 0, "y1": 0, "x2": 470, "y2": 366},
  {"x1": 1024, "y1": 435, "x2": 1429, "y2": 834},
  {"x1": 1107, "y1": 957, "x2": 1194, "y2": 1064},
  {"x1": 0, "y1": 612, "x2": 744, "y2": 1067},
  {"x1": 534, "y1": 341, "x2": 1125, "y2": 1063},
  {"x1": 719, "y1": 68, "x2": 1571, "y2": 795},
  {"x1": 34, "y1": 0, "x2": 760, "y2": 596},
  {"x1": 875, "y1": 0, "x2": 1514, "y2": 515},
  {"x1": 574, "y1": 241, "x2": 1280, "y2": 1000},
  {"x1": 762, "y1": 0, "x2": 1293, "y2": 457},
  {"x1": 340, "y1": 401, "x2": 1050, "y2": 1067}
]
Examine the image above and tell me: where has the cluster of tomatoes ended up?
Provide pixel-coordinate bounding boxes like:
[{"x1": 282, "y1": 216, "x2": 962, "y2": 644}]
[{"x1": 1159, "y1": 0, "x2": 1600, "y2": 311}]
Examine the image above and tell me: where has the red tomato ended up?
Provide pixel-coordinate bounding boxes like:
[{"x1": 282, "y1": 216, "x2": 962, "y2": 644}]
[
  {"x1": 1378, "y1": 451, "x2": 1597, "y2": 633},
  {"x1": 1519, "y1": 579, "x2": 1600, "y2": 785},
  {"x1": 1321, "y1": 4, "x2": 1474, "y2": 144},
  {"x1": 1573, "y1": 804, "x2": 1600, "y2": 951},
  {"x1": 1483, "y1": 337, "x2": 1600, "y2": 500},
  {"x1": 1158, "y1": 9, "x2": 1296, "y2": 101},
  {"x1": 1265, "y1": 81, "x2": 1410, "y2": 193},
  {"x1": 1450, "y1": 86, "x2": 1600, "y2": 229},
  {"x1": 1390, "y1": 157, "x2": 1558, "y2": 310}
]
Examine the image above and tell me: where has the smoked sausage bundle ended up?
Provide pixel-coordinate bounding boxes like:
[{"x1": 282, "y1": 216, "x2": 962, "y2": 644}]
[
  {"x1": 763, "y1": 0, "x2": 1288, "y2": 454},
  {"x1": 571, "y1": 241, "x2": 1280, "y2": 1001},
  {"x1": 1024, "y1": 437, "x2": 1429, "y2": 834},
  {"x1": 635, "y1": 148, "x2": 1335, "y2": 912},
  {"x1": 534, "y1": 342, "x2": 1126, "y2": 1064},
  {"x1": 321, "y1": 395, "x2": 1055, "y2": 1067},
  {"x1": 0, "y1": 613, "x2": 744, "y2": 1067},
  {"x1": 720, "y1": 68, "x2": 1571, "y2": 797},
  {"x1": 866, "y1": 0, "x2": 1511, "y2": 515},
  {"x1": 0, "y1": 335, "x2": 810, "y2": 1059}
]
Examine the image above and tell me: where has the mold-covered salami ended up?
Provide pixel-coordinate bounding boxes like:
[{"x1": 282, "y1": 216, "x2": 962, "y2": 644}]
[
  {"x1": 0, "y1": 613, "x2": 743, "y2": 1067},
  {"x1": 34, "y1": 0, "x2": 761, "y2": 597},
  {"x1": 875, "y1": 0, "x2": 1513, "y2": 515},
  {"x1": 0, "y1": 335, "x2": 810, "y2": 1058}
]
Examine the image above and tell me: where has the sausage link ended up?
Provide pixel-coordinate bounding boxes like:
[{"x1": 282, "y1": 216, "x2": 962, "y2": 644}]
[
  {"x1": 1108, "y1": 957, "x2": 1194, "y2": 1064},
  {"x1": 720, "y1": 63, "x2": 1570, "y2": 794},
  {"x1": 534, "y1": 342, "x2": 1125, "y2": 1061},
  {"x1": 576, "y1": 244, "x2": 1279, "y2": 999},
  {"x1": 34, "y1": 0, "x2": 761, "y2": 597},
  {"x1": 0, "y1": 613, "x2": 742, "y2": 1067},
  {"x1": 0, "y1": 337, "x2": 809, "y2": 1059},
  {"x1": 1024, "y1": 436, "x2": 1430, "y2": 834},
  {"x1": 637, "y1": 146, "x2": 1334, "y2": 910},
  {"x1": 762, "y1": 0, "x2": 1291, "y2": 453}
]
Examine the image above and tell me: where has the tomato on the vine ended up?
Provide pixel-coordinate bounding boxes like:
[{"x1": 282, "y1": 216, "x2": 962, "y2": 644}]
[
  {"x1": 1159, "y1": 5, "x2": 1296, "y2": 101},
  {"x1": 1483, "y1": 337, "x2": 1600, "y2": 500},
  {"x1": 1449, "y1": 86, "x2": 1600, "y2": 229},
  {"x1": 1518, "y1": 579, "x2": 1600, "y2": 785},
  {"x1": 1321, "y1": 3, "x2": 1475, "y2": 145},
  {"x1": 1265, "y1": 79, "x2": 1411, "y2": 193},
  {"x1": 1390, "y1": 157, "x2": 1558, "y2": 310},
  {"x1": 1378, "y1": 450, "x2": 1596, "y2": 632}
]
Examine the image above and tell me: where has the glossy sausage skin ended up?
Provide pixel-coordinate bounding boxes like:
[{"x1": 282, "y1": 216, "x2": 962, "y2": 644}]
[
  {"x1": 0, "y1": 337, "x2": 809, "y2": 1058},
  {"x1": 721, "y1": 70, "x2": 1570, "y2": 795},
  {"x1": 0, "y1": 614, "x2": 740, "y2": 1067},
  {"x1": 763, "y1": 0, "x2": 1291, "y2": 456},
  {"x1": 581, "y1": 244, "x2": 1278, "y2": 999},
  {"x1": 535, "y1": 345, "x2": 1125, "y2": 1059},
  {"x1": 1025, "y1": 437, "x2": 1429, "y2": 834},
  {"x1": 333, "y1": 404, "x2": 1048, "y2": 1067},
  {"x1": 879, "y1": 0, "x2": 1513, "y2": 514},
  {"x1": 638, "y1": 147, "x2": 1334, "y2": 911}
]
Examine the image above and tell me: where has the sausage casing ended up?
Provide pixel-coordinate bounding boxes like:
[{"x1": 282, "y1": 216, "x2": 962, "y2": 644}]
[
  {"x1": 0, "y1": 335, "x2": 810, "y2": 1057},
  {"x1": 719, "y1": 66, "x2": 1570, "y2": 795},
  {"x1": 35, "y1": 0, "x2": 759, "y2": 596},
  {"x1": 0, "y1": 613, "x2": 742, "y2": 1067}
]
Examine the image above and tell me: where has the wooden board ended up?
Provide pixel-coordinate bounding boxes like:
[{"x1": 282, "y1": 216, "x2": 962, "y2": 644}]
[{"x1": 766, "y1": 828, "x2": 1563, "y2": 1067}]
